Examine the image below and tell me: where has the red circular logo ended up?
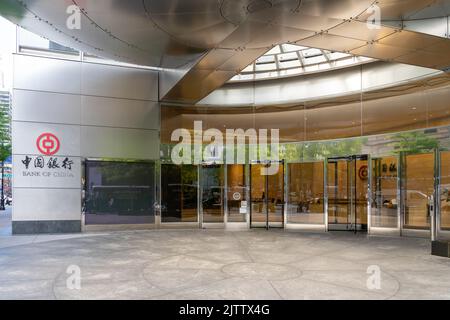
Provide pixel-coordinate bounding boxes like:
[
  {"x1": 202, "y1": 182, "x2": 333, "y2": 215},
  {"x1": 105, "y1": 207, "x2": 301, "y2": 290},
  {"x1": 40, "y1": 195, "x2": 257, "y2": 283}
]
[
  {"x1": 359, "y1": 165, "x2": 368, "y2": 180},
  {"x1": 36, "y1": 133, "x2": 60, "y2": 156}
]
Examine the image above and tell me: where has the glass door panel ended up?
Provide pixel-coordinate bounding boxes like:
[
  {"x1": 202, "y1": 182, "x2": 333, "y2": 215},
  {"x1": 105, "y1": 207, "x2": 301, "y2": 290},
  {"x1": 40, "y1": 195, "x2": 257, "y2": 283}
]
[
  {"x1": 250, "y1": 162, "x2": 284, "y2": 228},
  {"x1": 287, "y1": 162, "x2": 325, "y2": 224},
  {"x1": 371, "y1": 157, "x2": 399, "y2": 228},
  {"x1": 355, "y1": 158, "x2": 368, "y2": 228},
  {"x1": 403, "y1": 153, "x2": 434, "y2": 229},
  {"x1": 267, "y1": 164, "x2": 284, "y2": 226},
  {"x1": 227, "y1": 164, "x2": 247, "y2": 223},
  {"x1": 250, "y1": 164, "x2": 267, "y2": 227},
  {"x1": 440, "y1": 151, "x2": 450, "y2": 231},
  {"x1": 161, "y1": 164, "x2": 198, "y2": 223},
  {"x1": 327, "y1": 155, "x2": 369, "y2": 231},
  {"x1": 327, "y1": 159, "x2": 350, "y2": 227},
  {"x1": 201, "y1": 164, "x2": 224, "y2": 223}
]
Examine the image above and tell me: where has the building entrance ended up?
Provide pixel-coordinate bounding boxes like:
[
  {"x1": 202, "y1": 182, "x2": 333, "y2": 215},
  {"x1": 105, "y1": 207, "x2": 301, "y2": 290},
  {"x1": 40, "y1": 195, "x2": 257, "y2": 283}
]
[
  {"x1": 327, "y1": 155, "x2": 369, "y2": 232},
  {"x1": 250, "y1": 161, "x2": 285, "y2": 229}
]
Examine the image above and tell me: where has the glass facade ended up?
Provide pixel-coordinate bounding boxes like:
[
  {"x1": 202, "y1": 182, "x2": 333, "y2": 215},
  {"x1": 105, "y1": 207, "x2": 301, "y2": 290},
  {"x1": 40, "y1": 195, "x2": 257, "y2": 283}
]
[{"x1": 84, "y1": 161, "x2": 155, "y2": 225}]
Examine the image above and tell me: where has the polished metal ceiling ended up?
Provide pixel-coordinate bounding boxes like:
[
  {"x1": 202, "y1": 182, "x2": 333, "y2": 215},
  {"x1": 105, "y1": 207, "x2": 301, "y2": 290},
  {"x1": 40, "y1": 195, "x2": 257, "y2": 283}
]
[{"x1": 1, "y1": 0, "x2": 450, "y2": 103}]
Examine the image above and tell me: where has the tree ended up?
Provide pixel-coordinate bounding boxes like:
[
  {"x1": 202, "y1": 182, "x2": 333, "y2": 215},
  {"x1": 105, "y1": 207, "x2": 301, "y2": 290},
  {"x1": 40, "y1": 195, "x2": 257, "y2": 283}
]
[
  {"x1": 0, "y1": 98, "x2": 11, "y2": 210},
  {"x1": 391, "y1": 131, "x2": 439, "y2": 155}
]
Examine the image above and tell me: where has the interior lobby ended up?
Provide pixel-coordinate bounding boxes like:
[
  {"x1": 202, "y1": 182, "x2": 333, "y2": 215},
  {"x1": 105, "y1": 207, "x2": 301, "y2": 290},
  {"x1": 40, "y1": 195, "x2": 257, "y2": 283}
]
[{"x1": 1, "y1": 0, "x2": 450, "y2": 301}]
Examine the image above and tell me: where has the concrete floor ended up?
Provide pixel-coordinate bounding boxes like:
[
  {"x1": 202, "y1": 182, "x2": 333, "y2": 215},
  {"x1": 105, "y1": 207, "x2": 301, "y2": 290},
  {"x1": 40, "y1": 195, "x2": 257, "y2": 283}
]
[
  {"x1": 0, "y1": 207, "x2": 11, "y2": 236},
  {"x1": 1, "y1": 229, "x2": 450, "y2": 300}
]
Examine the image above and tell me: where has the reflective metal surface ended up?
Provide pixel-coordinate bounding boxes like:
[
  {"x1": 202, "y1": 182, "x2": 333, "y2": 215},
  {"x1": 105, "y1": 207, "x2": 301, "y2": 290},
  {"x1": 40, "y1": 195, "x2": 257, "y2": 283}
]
[{"x1": 3, "y1": 0, "x2": 450, "y2": 103}]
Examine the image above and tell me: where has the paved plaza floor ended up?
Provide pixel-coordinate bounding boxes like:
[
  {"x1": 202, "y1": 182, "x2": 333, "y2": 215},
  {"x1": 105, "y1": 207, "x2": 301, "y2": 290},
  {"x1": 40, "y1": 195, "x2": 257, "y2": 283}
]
[{"x1": 0, "y1": 228, "x2": 450, "y2": 299}]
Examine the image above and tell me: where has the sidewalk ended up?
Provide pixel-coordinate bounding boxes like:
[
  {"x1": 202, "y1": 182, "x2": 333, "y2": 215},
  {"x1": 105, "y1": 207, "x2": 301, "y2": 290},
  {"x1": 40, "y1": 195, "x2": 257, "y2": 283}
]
[{"x1": 0, "y1": 206, "x2": 12, "y2": 236}]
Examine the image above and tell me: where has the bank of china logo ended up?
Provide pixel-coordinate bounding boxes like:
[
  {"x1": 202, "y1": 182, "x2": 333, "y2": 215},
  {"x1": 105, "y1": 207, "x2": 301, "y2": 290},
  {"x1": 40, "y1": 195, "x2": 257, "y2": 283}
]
[{"x1": 36, "y1": 133, "x2": 60, "y2": 156}]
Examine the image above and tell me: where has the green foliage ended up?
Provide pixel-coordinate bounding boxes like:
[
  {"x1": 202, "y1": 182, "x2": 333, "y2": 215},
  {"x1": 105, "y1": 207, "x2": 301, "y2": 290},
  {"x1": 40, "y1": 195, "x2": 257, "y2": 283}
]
[
  {"x1": 281, "y1": 138, "x2": 365, "y2": 162},
  {"x1": 391, "y1": 131, "x2": 439, "y2": 154},
  {"x1": 0, "y1": 101, "x2": 11, "y2": 163}
]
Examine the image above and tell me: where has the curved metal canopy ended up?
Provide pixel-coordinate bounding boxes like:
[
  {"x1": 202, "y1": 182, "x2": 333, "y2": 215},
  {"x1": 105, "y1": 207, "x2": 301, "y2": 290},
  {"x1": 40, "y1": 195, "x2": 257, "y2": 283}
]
[{"x1": 1, "y1": 0, "x2": 450, "y2": 103}]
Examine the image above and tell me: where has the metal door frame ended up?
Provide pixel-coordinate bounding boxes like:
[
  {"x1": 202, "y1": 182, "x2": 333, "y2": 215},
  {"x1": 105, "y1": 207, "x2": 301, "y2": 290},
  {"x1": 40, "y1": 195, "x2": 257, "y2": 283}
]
[{"x1": 326, "y1": 155, "x2": 370, "y2": 233}]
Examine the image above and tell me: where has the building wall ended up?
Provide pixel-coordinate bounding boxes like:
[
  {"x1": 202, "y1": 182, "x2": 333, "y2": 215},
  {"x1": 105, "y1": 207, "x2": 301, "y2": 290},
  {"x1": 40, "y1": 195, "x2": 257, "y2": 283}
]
[{"x1": 12, "y1": 54, "x2": 159, "y2": 234}]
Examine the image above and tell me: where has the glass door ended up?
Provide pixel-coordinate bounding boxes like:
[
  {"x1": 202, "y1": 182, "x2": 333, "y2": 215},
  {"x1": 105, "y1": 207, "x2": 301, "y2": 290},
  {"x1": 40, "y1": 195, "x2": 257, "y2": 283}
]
[
  {"x1": 437, "y1": 151, "x2": 450, "y2": 239},
  {"x1": 160, "y1": 164, "x2": 198, "y2": 224},
  {"x1": 200, "y1": 164, "x2": 225, "y2": 226},
  {"x1": 371, "y1": 157, "x2": 399, "y2": 229},
  {"x1": 250, "y1": 161, "x2": 284, "y2": 229},
  {"x1": 226, "y1": 164, "x2": 248, "y2": 224},
  {"x1": 327, "y1": 155, "x2": 369, "y2": 232},
  {"x1": 400, "y1": 152, "x2": 434, "y2": 231}
]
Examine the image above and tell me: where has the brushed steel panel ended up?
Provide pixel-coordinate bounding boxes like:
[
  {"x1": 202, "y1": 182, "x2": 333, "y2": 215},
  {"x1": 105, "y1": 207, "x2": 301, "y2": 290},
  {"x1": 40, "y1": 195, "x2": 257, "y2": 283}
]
[
  {"x1": 219, "y1": 20, "x2": 269, "y2": 49},
  {"x1": 196, "y1": 49, "x2": 237, "y2": 70},
  {"x1": 261, "y1": 13, "x2": 342, "y2": 32},
  {"x1": 13, "y1": 55, "x2": 81, "y2": 94},
  {"x1": 81, "y1": 126, "x2": 160, "y2": 159},
  {"x1": 299, "y1": 0, "x2": 375, "y2": 19},
  {"x1": 403, "y1": 17, "x2": 449, "y2": 38},
  {"x1": 351, "y1": 43, "x2": 412, "y2": 60},
  {"x1": 395, "y1": 50, "x2": 450, "y2": 70},
  {"x1": 13, "y1": 155, "x2": 81, "y2": 189},
  {"x1": 329, "y1": 20, "x2": 397, "y2": 42},
  {"x1": 81, "y1": 96, "x2": 159, "y2": 130},
  {"x1": 13, "y1": 90, "x2": 81, "y2": 125},
  {"x1": 246, "y1": 26, "x2": 315, "y2": 48},
  {"x1": 12, "y1": 121, "x2": 81, "y2": 157},
  {"x1": 12, "y1": 188, "x2": 81, "y2": 221},
  {"x1": 357, "y1": 0, "x2": 436, "y2": 21},
  {"x1": 218, "y1": 48, "x2": 269, "y2": 71},
  {"x1": 81, "y1": 63, "x2": 158, "y2": 101},
  {"x1": 296, "y1": 34, "x2": 367, "y2": 52},
  {"x1": 378, "y1": 30, "x2": 442, "y2": 51}
]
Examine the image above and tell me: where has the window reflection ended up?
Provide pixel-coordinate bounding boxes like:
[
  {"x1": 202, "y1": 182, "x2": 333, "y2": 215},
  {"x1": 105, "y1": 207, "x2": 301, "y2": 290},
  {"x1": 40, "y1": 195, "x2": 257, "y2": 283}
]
[{"x1": 84, "y1": 161, "x2": 155, "y2": 225}]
